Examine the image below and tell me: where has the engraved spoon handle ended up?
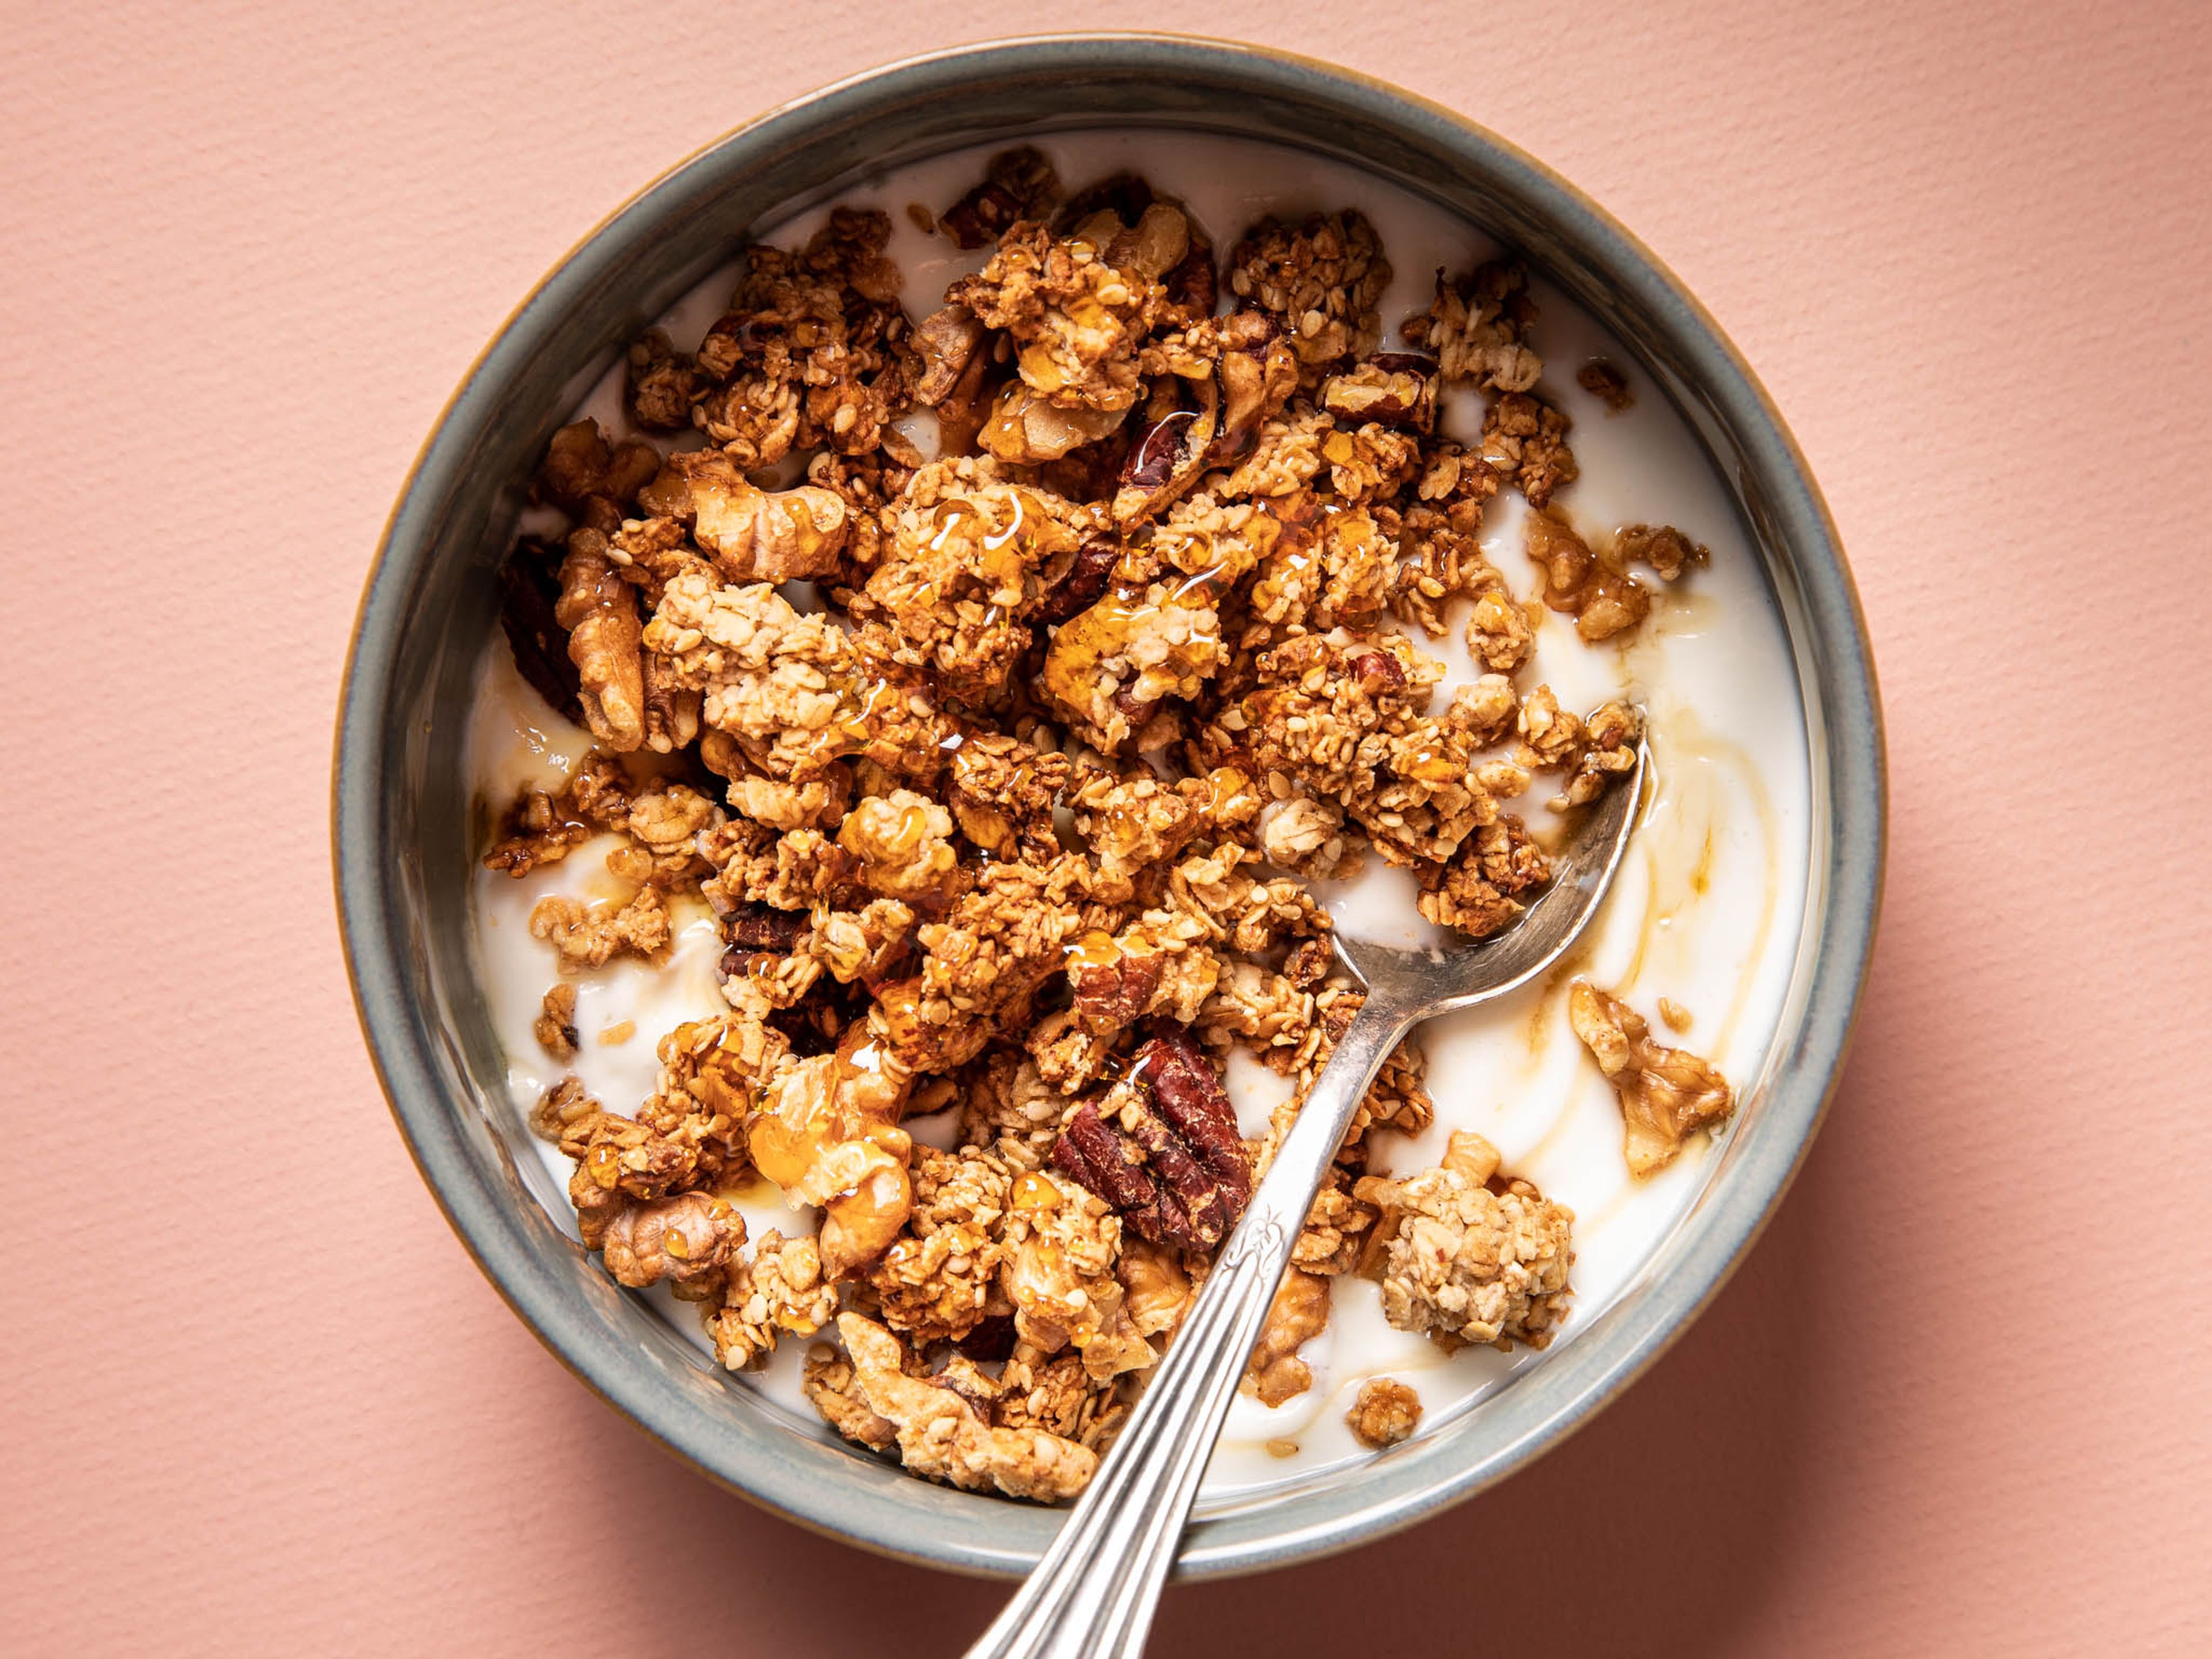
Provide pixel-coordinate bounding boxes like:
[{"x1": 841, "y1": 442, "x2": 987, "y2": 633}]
[{"x1": 963, "y1": 993, "x2": 1415, "y2": 1659}]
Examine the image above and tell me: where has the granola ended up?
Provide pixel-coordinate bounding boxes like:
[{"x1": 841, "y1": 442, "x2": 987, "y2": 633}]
[{"x1": 478, "y1": 145, "x2": 1730, "y2": 1505}]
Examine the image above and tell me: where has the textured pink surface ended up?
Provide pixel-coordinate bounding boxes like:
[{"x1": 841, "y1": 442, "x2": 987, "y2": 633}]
[{"x1": 3, "y1": 4, "x2": 2206, "y2": 1653}]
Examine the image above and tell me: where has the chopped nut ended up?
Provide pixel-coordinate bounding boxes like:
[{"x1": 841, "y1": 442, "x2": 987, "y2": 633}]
[
  {"x1": 1243, "y1": 1268, "x2": 1331, "y2": 1406},
  {"x1": 1526, "y1": 509, "x2": 1648, "y2": 641},
  {"x1": 1568, "y1": 982, "x2": 1735, "y2": 1175},
  {"x1": 1404, "y1": 261, "x2": 1542, "y2": 392}
]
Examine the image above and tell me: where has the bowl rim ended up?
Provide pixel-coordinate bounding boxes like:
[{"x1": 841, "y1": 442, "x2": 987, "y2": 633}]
[{"x1": 334, "y1": 31, "x2": 1885, "y2": 1581}]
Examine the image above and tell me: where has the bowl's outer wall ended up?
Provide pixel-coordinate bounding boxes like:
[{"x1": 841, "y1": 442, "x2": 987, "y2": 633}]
[{"x1": 335, "y1": 35, "x2": 1884, "y2": 1581}]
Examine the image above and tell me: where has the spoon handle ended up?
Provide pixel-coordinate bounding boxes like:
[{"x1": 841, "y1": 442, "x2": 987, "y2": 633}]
[{"x1": 964, "y1": 994, "x2": 1415, "y2": 1659}]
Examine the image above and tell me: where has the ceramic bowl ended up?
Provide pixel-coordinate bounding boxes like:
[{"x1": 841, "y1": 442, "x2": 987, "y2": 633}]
[{"x1": 334, "y1": 33, "x2": 1884, "y2": 1580}]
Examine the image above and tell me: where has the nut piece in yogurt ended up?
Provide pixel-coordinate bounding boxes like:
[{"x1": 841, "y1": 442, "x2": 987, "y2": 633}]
[{"x1": 1568, "y1": 982, "x2": 1736, "y2": 1176}]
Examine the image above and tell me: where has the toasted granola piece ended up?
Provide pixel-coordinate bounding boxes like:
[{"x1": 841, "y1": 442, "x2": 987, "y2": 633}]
[
  {"x1": 807, "y1": 896, "x2": 917, "y2": 988},
  {"x1": 940, "y1": 146, "x2": 1062, "y2": 251},
  {"x1": 836, "y1": 790, "x2": 963, "y2": 908},
  {"x1": 1244, "y1": 1268, "x2": 1331, "y2": 1406},
  {"x1": 869, "y1": 1146, "x2": 1013, "y2": 1345},
  {"x1": 1226, "y1": 211, "x2": 1391, "y2": 380},
  {"x1": 1385, "y1": 439, "x2": 1510, "y2": 642},
  {"x1": 1559, "y1": 700, "x2": 1643, "y2": 808},
  {"x1": 527, "y1": 886, "x2": 671, "y2": 968},
  {"x1": 1577, "y1": 358, "x2": 1633, "y2": 412},
  {"x1": 1355, "y1": 1131, "x2": 1574, "y2": 1348},
  {"x1": 644, "y1": 449, "x2": 849, "y2": 584},
  {"x1": 1213, "y1": 402, "x2": 1332, "y2": 501},
  {"x1": 999, "y1": 1170, "x2": 1151, "y2": 1380},
  {"x1": 858, "y1": 468, "x2": 1095, "y2": 702},
  {"x1": 946, "y1": 734, "x2": 1071, "y2": 860},
  {"x1": 528, "y1": 1074, "x2": 600, "y2": 1145},
  {"x1": 599, "y1": 1191, "x2": 745, "y2": 1290},
  {"x1": 1525, "y1": 508, "x2": 1649, "y2": 642},
  {"x1": 1415, "y1": 816, "x2": 1550, "y2": 938},
  {"x1": 707, "y1": 1229, "x2": 837, "y2": 1370},
  {"x1": 1041, "y1": 575, "x2": 1224, "y2": 753},
  {"x1": 602, "y1": 782, "x2": 718, "y2": 888},
  {"x1": 1403, "y1": 260, "x2": 1543, "y2": 393},
  {"x1": 555, "y1": 531, "x2": 648, "y2": 752},
  {"x1": 624, "y1": 328, "x2": 701, "y2": 430},
  {"x1": 947, "y1": 204, "x2": 1190, "y2": 414},
  {"x1": 483, "y1": 752, "x2": 631, "y2": 876},
  {"x1": 1567, "y1": 982, "x2": 1736, "y2": 1176},
  {"x1": 833, "y1": 1314, "x2": 1098, "y2": 1501},
  {"x1": 650, "y1": 1012, "x2": 789, "y2": 1133},
  {"x1": 1199, "y1": 960, "x2": 1318, "y2": 1062},
  {"x1": 959, "y1": 1051, "x2": 1074, "y2": 1168},
  {"x1": 601, "y1": 514, "x2": 715, "y2": 609},
  {"x1": 1063, "y1": 911, "x2": 1221, "y2": 1038},
  {"x1": 1293, "y1": 1166, "x2": 1379, "y2": 1277},
  {"x1": 1347, "y1": 1377, "x2": 1423, "y2": 1449},
  {"x1": 1614, "y1": 522, "x2": 1709, "y2": 581},
  {"x1": 694, "y1": 207, "x2": 914, "y2": 467},
  {"x1": 1483, "y1": 392, "x2": 1578, "y2": 508},
  {"x1": 1026, "y1": 1006, "x2": 1118, "y2": 1097},
  {"x1": 534, "y1": 983, "x2": 579, "y2": 1058},
  {"x1": 646, "y1": 572, "x2": 945, "y2": 781},
  {"x1": 1067, "y1": 768, "x2": 1205, "y2": 900},
  {"x1": 1256, "y1": 794, "x2": 1353, "y2": 877},
  {"x1": 1465, "y1": 587, "x2": 1536, "y2": 675},
  {"x1": 873, "y1": 869, "x2": 1086, "y2": 1076},
  {"x1": 1267, "y1": 998, "x2": 1435, "y2": 1154},
  {"x1": 748, "y1": 1026, "x2": 915, "y2": 1277},
  {"x1": 995, "y1": 1343, "x2": 1130, "y2": 1453},
  {"x1": 1321, "y1": 423, "x2": 1421, "y2": 505},
  {"x1": 1166, "y1": 843, "x2": 1332, "y2": 957}
]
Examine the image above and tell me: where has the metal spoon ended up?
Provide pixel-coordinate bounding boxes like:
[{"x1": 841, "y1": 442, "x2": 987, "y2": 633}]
[{"x1": 965, "y1": 739, "x2": 1650, "y2": 1659}]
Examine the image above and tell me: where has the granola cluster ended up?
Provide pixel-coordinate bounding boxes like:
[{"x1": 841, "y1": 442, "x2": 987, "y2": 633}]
[{"x1": 484, "y1": 150, "x2": 1721, "y2": 1504}]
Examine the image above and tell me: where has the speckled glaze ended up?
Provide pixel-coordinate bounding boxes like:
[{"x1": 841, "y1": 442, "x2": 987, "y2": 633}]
[{"x1": 333, "y1": 34, "x2": 1885, "y2": 1581}]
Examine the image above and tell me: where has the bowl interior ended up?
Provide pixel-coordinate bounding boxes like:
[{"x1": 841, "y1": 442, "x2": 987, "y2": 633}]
[{"x1": 336, "y1": 35, "x2": 1881, "y2": 1581}]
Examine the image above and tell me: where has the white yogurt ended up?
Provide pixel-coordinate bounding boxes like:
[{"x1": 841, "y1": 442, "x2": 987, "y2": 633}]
[{"x1": 465, "y1": 130, "x2": 1812, "y2": 1498}]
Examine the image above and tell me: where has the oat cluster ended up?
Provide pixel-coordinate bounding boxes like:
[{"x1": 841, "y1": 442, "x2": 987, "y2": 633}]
[{"x1": 486, "y1": 149, "x2": 1726, "y2": 1503}]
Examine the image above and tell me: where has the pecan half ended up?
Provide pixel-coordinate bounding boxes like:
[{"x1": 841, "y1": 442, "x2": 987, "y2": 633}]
[
  {"x1": 723, "y1": 903, "x2": 809, "y2": 952},
  {"x1": 1034, "y1": 536, "x2": 1120, "y2": 627},
  {"x1": 497, "y1": 536, "x2": 584, "y2": 723},
  {"x1": 1050, "y1": 1031, "x2": 1252, "y2": 1249},
  {"x1": 1112, "y1": 376, "x2": 1219, "y2": 525}
]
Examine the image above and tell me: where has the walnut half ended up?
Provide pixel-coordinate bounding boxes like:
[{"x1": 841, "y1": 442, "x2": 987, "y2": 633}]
[{"x1": 1567, "y1": 982, "x2": 1734, "y2": 1175}]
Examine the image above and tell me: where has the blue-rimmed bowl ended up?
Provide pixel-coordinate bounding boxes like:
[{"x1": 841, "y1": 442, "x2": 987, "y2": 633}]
[{"x1": 334, "y1": 32, "x2": 1884, "y2": 1580}]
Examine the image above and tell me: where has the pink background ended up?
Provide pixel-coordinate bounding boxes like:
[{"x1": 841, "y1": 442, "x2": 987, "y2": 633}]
[{"x1": 4, "y1": 3, "x2": 2206, "y2": 1653}]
